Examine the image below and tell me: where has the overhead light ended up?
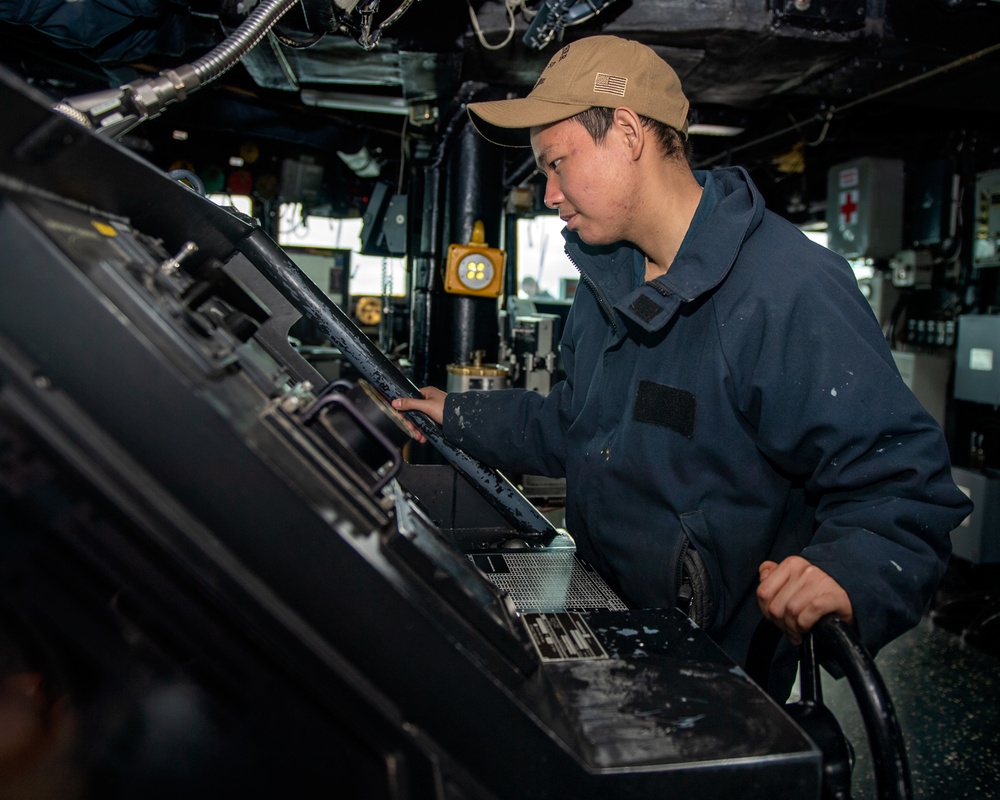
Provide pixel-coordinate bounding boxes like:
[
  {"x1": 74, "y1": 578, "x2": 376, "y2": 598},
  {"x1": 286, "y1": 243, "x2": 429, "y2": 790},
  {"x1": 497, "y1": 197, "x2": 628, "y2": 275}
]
[
  {"x1": 687, "y1": 123, "x2": 746, "y2": 137},
  {"x1": 687, "y1": 105, "x2": 748, "y2": 137},
  {"x1": 301, "y1": 89, "x2": 409, "y2": 116}
]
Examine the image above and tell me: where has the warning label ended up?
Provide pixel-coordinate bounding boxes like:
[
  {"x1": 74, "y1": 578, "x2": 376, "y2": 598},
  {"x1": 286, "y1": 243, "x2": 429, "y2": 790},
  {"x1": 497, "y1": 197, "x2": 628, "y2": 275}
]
[
  {"x1": 838, "y1": 166, "x2": 859, "y2": 189},
  {"x1": 522, "y1": 612, "x2": 608, "y2": 662}
]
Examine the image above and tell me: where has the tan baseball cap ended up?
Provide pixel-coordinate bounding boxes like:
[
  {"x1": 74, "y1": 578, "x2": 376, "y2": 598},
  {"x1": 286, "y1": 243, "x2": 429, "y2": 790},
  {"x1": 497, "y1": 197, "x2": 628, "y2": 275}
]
[{"x1": 467, "y1": 35, "x2": 689, "y2": 148}]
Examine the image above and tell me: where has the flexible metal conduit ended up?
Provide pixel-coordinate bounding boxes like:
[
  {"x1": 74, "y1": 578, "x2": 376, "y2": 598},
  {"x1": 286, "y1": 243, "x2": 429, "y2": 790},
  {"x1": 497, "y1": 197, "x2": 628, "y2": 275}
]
[
  {"x1": 189, "y1": 0, "x2": 299, "y2": 85},
  {"x1": 55, "y1": 0, "x2": 299, "y2": 136}
]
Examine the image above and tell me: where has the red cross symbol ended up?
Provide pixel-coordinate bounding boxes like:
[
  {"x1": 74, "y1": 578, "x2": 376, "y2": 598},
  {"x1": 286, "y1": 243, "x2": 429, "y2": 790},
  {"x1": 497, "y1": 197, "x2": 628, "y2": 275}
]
[{"x1": 839, "y1": 190, "x2": 859, "y2": 226}]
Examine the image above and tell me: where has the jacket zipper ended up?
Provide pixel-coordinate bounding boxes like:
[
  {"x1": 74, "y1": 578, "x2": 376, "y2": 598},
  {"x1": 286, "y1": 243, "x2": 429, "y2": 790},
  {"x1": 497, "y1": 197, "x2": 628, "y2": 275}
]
[
  {"x1": 565, "y1": 248, "x2": 621, "y2": 337},
  {"x1": 645, "y1": 280, "x2": 675, "y2": 298},
  {"x1": 674, "y1": 534, "x2": 691, "y2": 611}
]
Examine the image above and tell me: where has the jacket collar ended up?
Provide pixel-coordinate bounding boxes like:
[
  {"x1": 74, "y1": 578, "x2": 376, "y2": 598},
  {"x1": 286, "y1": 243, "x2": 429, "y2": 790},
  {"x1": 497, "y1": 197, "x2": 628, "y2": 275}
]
[{"x1": 564, "y1": 166, "x2": 765, "y2": 334}]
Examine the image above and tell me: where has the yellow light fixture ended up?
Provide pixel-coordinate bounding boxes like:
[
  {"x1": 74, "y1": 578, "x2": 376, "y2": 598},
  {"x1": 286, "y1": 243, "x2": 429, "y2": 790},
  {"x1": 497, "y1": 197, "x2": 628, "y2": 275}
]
[{"x1": 444, "y1": 220, "x2": 506, "y2": 297}]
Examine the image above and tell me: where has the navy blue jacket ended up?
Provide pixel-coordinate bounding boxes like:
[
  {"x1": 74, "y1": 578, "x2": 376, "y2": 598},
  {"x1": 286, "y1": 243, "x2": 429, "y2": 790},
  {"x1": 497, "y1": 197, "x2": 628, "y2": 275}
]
[{"x1": 444, "y1": 167, "x2": 972, "y2": 671}]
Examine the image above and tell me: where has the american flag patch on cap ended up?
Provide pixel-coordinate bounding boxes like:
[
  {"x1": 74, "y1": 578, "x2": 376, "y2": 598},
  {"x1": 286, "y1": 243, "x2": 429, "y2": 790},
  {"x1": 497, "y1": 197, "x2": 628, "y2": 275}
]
[{"x1": 594, "y1": 72, "x2": 627, "y2": 97}]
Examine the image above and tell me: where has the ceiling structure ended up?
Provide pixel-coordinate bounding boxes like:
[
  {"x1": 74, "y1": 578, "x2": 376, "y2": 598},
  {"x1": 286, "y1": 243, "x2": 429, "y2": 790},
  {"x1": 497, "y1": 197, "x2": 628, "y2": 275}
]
[{"x1": 1, "y1": 0, "x2": 998, "y2": 222}]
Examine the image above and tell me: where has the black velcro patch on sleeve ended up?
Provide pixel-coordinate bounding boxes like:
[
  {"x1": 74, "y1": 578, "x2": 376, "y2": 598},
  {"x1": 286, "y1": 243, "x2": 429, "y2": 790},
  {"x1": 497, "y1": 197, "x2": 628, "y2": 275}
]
[
  {"x1": 629, "y1": 294, "x2": 663, "y2": 323},
  {"x1": 632, "y1": 380, "x2": 696, "y2": 438}
]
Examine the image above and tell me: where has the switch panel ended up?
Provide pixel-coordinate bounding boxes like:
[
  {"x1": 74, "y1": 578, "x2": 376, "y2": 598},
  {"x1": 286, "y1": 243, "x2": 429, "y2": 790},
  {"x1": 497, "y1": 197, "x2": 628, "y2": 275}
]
[{"x1": 973, "y1": 169, "x2": 1000, "y2": 269}]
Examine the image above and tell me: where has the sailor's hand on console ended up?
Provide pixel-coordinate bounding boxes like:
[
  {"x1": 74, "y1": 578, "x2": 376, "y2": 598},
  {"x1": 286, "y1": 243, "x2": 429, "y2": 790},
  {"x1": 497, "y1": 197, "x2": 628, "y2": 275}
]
[
  {"x1": 756, "y1": 556, "x2": 855, "y2": 645},
  {"x1": 392, "y1": 387, "x2": 447, "y2": 434}
]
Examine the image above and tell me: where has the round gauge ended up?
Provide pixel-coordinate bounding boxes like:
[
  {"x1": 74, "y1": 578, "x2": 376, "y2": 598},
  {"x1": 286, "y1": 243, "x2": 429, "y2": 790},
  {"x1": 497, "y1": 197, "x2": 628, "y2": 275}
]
[{"x1": 355, "y1": 296, "x2": 382, "y2": 326}]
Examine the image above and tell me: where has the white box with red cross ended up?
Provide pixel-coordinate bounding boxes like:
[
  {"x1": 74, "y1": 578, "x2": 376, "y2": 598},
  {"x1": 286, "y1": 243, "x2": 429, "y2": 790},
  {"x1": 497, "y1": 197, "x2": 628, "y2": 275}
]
[{"x1": 825, "y1": 156, "x2": 904, "y2": 260}]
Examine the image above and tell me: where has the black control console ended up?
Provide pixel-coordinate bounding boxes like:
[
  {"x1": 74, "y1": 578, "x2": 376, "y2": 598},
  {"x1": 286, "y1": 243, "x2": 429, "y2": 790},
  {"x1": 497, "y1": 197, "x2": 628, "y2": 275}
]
[{"x1": 0, "y1": 66, "x2": 821, "y2": 799}]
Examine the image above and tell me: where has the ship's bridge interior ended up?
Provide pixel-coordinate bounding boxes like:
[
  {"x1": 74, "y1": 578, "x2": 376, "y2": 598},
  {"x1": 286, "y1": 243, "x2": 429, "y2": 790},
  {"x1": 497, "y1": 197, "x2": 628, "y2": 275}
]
[{"x1": 0, "y1": 1, "x2": 999, "y2": 798}]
